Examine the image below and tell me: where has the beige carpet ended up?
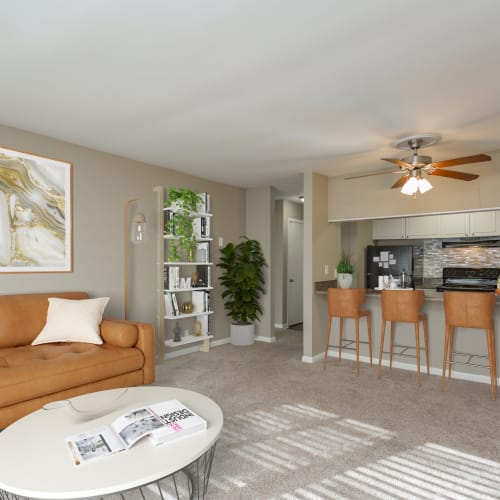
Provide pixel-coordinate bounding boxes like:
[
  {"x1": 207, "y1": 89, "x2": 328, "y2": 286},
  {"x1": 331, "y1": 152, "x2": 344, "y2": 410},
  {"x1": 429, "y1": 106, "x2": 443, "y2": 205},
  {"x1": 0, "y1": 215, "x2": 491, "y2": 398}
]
[{"x1": 145, "y1": 329, "x2": 500, "y2": 499}]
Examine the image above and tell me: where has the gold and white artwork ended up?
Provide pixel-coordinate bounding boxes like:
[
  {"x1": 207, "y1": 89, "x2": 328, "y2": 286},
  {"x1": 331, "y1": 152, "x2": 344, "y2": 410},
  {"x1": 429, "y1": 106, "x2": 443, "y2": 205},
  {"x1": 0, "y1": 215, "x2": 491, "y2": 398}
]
[{"x1": 0, "y1": 147, "x2": 72, "y2": 272}]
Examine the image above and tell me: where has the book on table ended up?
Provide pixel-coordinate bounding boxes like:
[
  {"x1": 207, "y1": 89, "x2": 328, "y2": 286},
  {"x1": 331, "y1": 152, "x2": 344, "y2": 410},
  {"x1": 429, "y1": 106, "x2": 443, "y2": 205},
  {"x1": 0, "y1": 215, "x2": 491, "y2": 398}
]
[{"x1": 65, "y1": 399, "x2": 207, "y2": 465}]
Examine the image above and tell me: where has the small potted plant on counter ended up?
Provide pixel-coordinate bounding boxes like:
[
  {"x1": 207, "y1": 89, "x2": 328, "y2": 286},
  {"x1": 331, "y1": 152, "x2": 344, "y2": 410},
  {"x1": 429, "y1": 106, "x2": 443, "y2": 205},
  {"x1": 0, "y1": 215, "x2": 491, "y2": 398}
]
[{"x1": 337, "y1": 252, "x2": 355, "y2": 288}]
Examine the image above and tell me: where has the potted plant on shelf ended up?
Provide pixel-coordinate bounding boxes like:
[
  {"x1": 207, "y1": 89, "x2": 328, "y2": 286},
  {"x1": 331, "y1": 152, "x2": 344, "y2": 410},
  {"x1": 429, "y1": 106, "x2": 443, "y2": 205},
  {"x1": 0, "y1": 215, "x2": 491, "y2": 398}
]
[
  {"x1": 217, "y1": 237, "x2": 267, "y2": 345},
  {"x1": 337, "y1": 252, "x2": 355, "y2": 288},
  {"x1": 165, "y1": 187, "x2": 203, "y2": 262}
]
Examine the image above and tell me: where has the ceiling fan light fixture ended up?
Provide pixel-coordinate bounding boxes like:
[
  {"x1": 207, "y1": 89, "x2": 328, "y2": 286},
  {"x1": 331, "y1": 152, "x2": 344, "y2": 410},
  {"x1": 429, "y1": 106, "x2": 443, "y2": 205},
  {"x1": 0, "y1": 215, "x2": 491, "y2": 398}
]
[
  {"x1": 418, "y1": 177, "x2": 433, "y2": 194},
  {"x1": 401, "y1": 176, "x2": 419, "y2": 195}
]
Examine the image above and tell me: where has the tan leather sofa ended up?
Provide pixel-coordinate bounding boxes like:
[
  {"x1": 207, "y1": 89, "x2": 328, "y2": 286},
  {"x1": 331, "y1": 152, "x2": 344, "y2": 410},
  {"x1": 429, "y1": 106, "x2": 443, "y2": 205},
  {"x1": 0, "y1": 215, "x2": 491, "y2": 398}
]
[{"x1": 0, "y1": 292, "x2": 155, "y2": 429}]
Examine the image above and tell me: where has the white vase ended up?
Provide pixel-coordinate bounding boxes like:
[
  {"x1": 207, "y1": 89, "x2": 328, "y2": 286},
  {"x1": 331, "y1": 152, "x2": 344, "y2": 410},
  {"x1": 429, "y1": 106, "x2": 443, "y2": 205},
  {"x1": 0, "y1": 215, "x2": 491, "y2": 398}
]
[
  {"x1": 337, "y1": 273, "x2": 353, "y2": 289},
  {"x1": 230, "y1": 323, "x2": 255, "y2": 345}
]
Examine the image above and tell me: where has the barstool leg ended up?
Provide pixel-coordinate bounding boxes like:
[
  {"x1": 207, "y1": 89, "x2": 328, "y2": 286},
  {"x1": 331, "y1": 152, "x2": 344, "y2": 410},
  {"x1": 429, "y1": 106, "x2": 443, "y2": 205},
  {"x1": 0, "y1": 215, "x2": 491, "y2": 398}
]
[
  {"x1": 423, "y1": 316, "x2": 430, "y2": 376},
  {"x1": 378, "y1": 319, "x2": 386, "y2": 379},
  {"x1": 441, "y1": 325, "x2": 450, "y2": 392},
  {"x1": 367, "y1": 313, "x2": 373, "y2": 367},
  {"x1": 339, "y1": 318, "x2": 344, "y2": 362},
  {"x1": 389, "y1": 321, "x2": 395, "y2": 368},
  {"x1": 486, "y1": 328, "x2": 496, "y2": 400},
  {"x1": 323, "y1": 316, "x2": 332, "y2": 370},
  {"x1": 491, "y1": 328, "x2": 497, "y2": 388},
  {"x1": 415, "y1": 322, "x2": 421, "y2": 386},
  {"x1": 448, "y1": 327, "x2": 455, "y2": 379},
  {"x1": 355, "y1": 317, "x2": 360, "y2": 376}
]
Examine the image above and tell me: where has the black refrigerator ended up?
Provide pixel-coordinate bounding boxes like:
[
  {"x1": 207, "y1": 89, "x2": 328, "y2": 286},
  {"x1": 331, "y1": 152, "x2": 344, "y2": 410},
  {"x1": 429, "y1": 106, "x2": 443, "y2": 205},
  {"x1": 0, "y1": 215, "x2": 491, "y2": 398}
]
[{"x1": 365, "y1": 245, "x2": 414, "y2": 289}]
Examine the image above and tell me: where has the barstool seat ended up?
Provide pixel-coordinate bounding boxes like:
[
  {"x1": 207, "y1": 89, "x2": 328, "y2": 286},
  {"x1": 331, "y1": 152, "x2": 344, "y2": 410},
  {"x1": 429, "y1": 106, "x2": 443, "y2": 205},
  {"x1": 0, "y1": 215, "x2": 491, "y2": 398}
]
[
  {"x1": 323, "y1": 288, "x2": 372, "y2": 375},
  {"x1": 377, "y1": 289, "x2": 429, "y2": 385},
  {"x1": 441, "y1": 291, "x2": 497, "y2": 400}
]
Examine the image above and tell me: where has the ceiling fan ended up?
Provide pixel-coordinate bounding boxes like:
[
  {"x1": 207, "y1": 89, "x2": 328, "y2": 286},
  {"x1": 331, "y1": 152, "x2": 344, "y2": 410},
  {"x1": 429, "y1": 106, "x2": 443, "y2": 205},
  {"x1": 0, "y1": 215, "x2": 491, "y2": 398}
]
[{"x1": 345, "y1": 133, "x2": 492, "y2": 195}]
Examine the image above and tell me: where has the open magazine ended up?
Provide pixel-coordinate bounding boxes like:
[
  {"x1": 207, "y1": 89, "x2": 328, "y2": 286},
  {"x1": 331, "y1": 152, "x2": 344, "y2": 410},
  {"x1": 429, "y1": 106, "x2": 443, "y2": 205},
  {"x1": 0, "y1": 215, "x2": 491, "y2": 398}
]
[{"x1": 65, "y1": 399, "x2": 207, "y2": 465}]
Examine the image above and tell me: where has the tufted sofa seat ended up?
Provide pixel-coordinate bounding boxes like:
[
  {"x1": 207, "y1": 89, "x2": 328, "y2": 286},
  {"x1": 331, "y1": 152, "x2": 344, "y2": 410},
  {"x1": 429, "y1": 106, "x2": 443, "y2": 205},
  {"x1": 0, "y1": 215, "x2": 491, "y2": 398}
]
[{"x1": 0, "y1": 292, "x2": 155, "y2": 429}]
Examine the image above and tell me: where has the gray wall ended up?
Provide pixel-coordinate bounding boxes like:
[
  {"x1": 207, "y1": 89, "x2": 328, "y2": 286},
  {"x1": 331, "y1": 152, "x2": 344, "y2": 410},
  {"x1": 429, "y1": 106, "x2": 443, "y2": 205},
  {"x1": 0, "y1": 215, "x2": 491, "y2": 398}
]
[{"x1": 0, "y1": 124, "x2": 245, "y2": 344}]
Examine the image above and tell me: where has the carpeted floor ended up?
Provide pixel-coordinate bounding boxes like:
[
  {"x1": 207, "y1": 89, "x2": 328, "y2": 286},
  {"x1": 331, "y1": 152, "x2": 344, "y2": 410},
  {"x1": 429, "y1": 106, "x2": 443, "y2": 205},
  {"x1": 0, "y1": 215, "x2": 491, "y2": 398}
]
[{"x1": 150, "y1": 329, "x2": 500, "y2": 499}]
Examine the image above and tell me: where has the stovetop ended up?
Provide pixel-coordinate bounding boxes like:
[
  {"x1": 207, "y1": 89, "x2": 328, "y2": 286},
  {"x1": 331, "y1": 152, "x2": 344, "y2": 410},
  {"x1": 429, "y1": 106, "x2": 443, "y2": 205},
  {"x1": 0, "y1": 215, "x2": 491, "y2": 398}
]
[{"x1": 436, "y1": 267, "x2": 499, "y2": 292}]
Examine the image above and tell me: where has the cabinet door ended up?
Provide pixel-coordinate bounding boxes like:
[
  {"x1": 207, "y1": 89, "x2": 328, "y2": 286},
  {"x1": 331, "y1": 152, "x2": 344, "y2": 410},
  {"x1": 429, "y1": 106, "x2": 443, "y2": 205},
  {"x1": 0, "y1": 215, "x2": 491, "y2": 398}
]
[
  {"x1": 441, "y1": 213, "x2": 469, "y2": 237},
  {"x1": 469, "y1": 211, "x2": 497, "y2": 236},
  {"x1": 372, "y1": 218, "x2": 405, "y2": 239},
  {"x1": 405, "y1": 215, "x2": 441, "y2": 239}
]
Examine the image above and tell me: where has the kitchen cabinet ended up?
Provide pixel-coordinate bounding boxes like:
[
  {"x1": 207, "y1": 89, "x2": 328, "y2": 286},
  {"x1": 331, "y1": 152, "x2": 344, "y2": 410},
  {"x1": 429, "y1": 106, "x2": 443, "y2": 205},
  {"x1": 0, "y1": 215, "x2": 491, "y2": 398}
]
[
  {"x1": 405, "y1": 215, "x2": 442, "y2": 239},
  {"x1": 372, "y1": 218, "x2": 405, "y2": 240},
  {"x1": 441, "y1": 211, "x2": 497, "y2": 237}
]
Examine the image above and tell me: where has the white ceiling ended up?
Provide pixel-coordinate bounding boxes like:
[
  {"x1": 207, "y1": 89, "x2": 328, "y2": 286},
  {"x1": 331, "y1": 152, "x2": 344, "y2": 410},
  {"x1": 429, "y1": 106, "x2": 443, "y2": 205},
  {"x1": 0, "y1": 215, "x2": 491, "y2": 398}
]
[{"x1": 2, "y1": 0, "x2": 500, "y2": 198}]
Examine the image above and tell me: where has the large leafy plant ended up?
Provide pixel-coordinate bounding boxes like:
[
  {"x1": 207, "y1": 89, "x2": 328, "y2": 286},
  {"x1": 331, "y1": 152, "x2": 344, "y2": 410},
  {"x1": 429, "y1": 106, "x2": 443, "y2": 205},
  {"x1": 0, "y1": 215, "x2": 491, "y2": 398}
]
[
  {"x1": 217, "y1": 237, "x2": 267, "y2": 325},
  {"x1": 165, "y1": 187, "x2": 203, "y2": 261}
]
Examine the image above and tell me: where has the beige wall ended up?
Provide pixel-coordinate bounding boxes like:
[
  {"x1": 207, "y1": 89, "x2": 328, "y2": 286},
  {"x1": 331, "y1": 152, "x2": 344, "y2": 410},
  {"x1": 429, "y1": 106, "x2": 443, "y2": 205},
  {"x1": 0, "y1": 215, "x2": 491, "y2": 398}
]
[
  {"x1": 0, "y1": 124, "x2": 245, "y2": 345},
  {"x1": 245, "y1": 186, "x2": 274, "y2": 339},
  {"x1": 303, "y1": 172, "x2": 341, "y2": 360},
  {"x1": 328, "y1": 152, "x2": 500, "y2": 221}
]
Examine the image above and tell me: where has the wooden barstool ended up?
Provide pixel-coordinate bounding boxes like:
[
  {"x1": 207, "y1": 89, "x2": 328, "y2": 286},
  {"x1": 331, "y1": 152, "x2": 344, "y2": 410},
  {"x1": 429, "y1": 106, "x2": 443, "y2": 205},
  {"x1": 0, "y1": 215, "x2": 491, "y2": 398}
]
[
  {"x1": 441, "y1": 291, "x2": 497, "y2": 400},
  {"x1": 377, "y1": 289, "x2": 429, "y2": 385},
  {"x1": 323, "y1": 288, "x2": 372, "y2": 375}
]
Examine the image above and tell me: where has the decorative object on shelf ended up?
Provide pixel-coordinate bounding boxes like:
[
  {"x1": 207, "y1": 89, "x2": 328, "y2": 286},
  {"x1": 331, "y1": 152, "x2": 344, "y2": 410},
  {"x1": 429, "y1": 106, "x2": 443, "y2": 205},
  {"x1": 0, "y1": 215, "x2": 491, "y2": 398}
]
[
  {"x1": 193, "y1": 320, "x2": 203, "y2": 336},
  {"x1": 125, "y1": 198, "x2": 148, "y2": 320},
  {"x1": 337, "y1": 252, "x2": 354, "y2": 289},
  {"x1": 165, "y1": 187, "x2": 203, "y2": 262},
  {"x1": 181, "y1": 301, "x2": 194, "y2": 314},
  {"x1": 0, "y1": 146, "x2": 72, "y2": 273},
  {"x1": 173, "y1": 321, "x2": 182, "y2": 342},
  {"x1": 217, "y1": 237, "x2": 267, "y2": 346}
]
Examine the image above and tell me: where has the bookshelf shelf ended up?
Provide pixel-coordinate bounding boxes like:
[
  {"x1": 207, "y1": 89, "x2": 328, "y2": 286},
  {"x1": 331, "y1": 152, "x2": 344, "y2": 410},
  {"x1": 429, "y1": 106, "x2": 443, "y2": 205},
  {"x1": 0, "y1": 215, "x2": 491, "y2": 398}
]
[{"x1": 156, "y1": 188, "x2": 214, "y2": 358}]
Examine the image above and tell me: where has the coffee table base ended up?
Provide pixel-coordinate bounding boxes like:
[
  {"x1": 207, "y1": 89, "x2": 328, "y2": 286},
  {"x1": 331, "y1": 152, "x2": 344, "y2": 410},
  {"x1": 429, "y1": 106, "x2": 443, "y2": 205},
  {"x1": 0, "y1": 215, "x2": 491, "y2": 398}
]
[{"x1": 0, "y1": 443, "x2": 217, "y2": 500}]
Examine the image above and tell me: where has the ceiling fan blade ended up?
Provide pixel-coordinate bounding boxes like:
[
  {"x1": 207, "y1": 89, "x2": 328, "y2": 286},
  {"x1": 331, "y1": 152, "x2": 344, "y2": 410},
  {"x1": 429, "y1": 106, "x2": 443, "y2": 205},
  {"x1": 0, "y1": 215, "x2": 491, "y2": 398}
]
[
  {"x1": 428, "y1": 169, "x2": 479, "y2": 181},
  {"x1": 391, "y1": 175, "x2": 409, "y2": 189},
  {"x1": 381, "y1": 158, "x2": 412, "y2": 168},
  {"x1": 344, "y1": 169, "x2": 401, "y2": 180},
  {"x1": 430, "y1": 154, "x2": 491, "y2": 169}
]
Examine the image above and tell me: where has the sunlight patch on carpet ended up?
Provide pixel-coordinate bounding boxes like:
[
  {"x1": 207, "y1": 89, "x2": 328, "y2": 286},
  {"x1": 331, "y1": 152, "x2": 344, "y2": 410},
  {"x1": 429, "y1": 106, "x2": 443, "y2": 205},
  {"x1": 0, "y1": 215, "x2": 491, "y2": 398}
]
[{"x1": 274, "y1": 442, "x2": 500, "y2": 500}]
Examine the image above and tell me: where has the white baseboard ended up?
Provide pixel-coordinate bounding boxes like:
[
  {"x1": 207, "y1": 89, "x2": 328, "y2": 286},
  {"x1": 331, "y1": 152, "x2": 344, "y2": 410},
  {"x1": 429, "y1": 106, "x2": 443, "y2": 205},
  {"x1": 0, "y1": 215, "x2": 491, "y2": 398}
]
[
  {"x1": 326, "y1": 348, "x2": 500, "y2": 386},
  {"x1": 255, "y1": 335, "x2": 276, "y2": 343},
  {"x1": 274, "y1": 323, "x2": 289, "y2": 329},
  {"x1": 164, "y1": 337, "x2": 230, "y2": 359},
  {"x1": 302, "y1": 352, "x2": 324, "y2": 364}
]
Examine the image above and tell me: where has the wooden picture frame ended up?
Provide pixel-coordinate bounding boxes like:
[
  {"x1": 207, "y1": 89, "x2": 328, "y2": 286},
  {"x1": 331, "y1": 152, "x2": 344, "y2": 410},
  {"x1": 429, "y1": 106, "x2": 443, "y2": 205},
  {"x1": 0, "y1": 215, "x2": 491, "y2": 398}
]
[{"x1": 0, "y1": 146, "x2": 72, "y2": 273}]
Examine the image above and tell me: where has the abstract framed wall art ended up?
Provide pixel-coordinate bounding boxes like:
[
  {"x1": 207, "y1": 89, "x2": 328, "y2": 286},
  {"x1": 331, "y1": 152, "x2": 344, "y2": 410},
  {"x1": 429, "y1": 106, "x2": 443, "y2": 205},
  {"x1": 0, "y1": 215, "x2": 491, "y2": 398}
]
[{"x1": 0, "y1": 147, "x2": 72, "y2": 273}]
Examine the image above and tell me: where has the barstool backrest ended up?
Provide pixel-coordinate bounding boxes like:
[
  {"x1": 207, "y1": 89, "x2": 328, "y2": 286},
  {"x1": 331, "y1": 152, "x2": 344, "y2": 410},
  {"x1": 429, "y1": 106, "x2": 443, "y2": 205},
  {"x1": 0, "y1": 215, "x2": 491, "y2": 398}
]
[
  {"x1": 327, "y1": 288, "x2": 366, "y2": 318},
  {"x1": 443, "y1": 291, "x2": 495, "y2": 329},
  {"x1": 381, "y1": 289, "x2": 424, "y2": 322}
]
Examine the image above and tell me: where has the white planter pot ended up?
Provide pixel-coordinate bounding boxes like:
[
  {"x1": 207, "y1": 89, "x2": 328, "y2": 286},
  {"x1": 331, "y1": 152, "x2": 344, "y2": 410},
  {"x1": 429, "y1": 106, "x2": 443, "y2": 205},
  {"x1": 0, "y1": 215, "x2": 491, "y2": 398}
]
[
  {"x1": 230, "y1": 323, "x2": 255, "y2": 346},
  {"x1": 337, "y1": 273, "x2": 353, "y2": 289}
]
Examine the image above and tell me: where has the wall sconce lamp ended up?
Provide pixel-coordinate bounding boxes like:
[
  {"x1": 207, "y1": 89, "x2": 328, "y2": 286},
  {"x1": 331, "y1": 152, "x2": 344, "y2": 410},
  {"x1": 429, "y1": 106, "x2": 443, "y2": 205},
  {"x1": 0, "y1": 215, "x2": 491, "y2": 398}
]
[
  {"x1": 124, "y1": 198, "x2": 148, "y2": 320},
  {"x1": 401, "y1": 169, "x2": 433, "y2": 196}
]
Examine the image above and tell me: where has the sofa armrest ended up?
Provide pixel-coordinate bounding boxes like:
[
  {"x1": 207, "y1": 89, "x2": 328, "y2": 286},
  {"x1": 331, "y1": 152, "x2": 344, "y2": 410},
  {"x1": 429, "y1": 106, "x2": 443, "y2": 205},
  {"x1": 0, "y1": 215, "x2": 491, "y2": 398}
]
[{"x1": 100, "y1": 319, "x2": 155, "y2": 384}]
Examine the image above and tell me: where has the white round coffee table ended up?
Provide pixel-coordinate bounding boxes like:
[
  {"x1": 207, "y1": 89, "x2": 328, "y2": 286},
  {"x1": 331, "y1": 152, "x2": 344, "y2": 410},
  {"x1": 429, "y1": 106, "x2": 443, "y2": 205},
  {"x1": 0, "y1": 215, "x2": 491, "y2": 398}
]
[{"x1": 0, "y1": 386, "x2": 223, "y2": 499}]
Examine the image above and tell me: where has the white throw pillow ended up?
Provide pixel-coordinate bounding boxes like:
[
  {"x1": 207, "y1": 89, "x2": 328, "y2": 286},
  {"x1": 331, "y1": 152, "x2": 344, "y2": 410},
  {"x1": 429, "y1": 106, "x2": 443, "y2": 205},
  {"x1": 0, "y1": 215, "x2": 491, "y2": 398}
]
[{"x1": 32, "y1": 297, "x2": 110, "y2": 345}]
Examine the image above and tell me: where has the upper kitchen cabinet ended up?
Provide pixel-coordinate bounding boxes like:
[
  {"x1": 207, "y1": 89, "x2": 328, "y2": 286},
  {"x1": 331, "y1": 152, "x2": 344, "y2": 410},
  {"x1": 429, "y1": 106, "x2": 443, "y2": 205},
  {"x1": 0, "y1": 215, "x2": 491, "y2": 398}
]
[
  {"x1": 442, "y1": 211, "x2": 497, "y2": 237},
  {"x1": 405, "y1": 215, "x2": 442, "y2": 239},
  {"x1": 372, "y1": 218, "x2": 405, "y2": 239}
]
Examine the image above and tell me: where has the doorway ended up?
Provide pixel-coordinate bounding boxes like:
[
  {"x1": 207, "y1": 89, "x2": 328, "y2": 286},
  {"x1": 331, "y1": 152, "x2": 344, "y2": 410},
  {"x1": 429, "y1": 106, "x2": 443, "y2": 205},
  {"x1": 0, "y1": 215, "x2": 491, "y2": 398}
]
[{"x1": 287, "y1": 218, "x2": 303, "y2": 326}]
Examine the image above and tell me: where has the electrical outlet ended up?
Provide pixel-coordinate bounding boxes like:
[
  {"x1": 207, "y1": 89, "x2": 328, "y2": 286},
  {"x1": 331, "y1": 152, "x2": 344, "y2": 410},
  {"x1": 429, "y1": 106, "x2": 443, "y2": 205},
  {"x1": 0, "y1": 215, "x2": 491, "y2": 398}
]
[
  {"x1": 324, "y1": 264, "x2": 329, "y2": 276},
  {"x1": 218, "y1": 236, "x2": 224, "y2": 248},
  {"x1": 333, "y1": 269, "x2": 338, "y2": 279}
]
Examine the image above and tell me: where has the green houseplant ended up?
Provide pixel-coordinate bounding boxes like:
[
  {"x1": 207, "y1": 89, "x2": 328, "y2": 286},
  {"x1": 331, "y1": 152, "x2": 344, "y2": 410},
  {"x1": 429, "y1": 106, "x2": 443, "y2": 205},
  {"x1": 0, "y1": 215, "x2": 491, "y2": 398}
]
[
  {"x1": 217, "y1": 237, "x2": 267, "y2": 345},
  {"x1": 337, "y1": 252, "x2": 354, "y2": 288},
  {"x1": 165, "y1": 187, "x2": 203, "y2": 261}
]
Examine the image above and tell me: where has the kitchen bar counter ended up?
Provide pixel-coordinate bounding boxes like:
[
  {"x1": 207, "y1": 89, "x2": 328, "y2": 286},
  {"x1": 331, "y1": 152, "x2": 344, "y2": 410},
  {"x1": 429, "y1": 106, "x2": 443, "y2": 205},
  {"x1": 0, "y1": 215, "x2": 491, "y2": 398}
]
[{"x1": 315, "y1": 283, "x2": 500, "y2": 389}]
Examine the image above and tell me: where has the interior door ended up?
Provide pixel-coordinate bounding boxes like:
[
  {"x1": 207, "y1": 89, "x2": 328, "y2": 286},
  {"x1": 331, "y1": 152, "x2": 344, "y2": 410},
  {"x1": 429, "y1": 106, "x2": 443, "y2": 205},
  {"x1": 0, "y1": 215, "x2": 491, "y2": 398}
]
[{"x1": 287, "y1": 219, "x2": 303, "y2": 326}]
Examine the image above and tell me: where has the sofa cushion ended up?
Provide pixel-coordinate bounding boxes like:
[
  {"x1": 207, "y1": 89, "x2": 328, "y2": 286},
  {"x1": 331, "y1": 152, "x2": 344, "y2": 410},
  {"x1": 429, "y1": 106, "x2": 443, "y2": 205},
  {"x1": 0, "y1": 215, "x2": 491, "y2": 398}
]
[
  {"x1": 32, "y1": 297, "x2": 109, "y2": 345},
  {"x1": 0, "y1": 343, "x2": 145, "y2": 408},
  {"x1": 100, "y1": 320, "x2": 139, "y2": 347},
  {"x1": 0, "y1": 293, "x2": 89, "y2": 348}
]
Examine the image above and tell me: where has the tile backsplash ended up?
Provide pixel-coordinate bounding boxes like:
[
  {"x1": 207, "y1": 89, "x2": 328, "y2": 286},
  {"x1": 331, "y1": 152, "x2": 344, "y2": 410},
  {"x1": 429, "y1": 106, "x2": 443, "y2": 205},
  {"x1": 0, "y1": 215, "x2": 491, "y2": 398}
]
[{"x1": 421, "y1": 239, "x2": 500, "y2": 278}]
